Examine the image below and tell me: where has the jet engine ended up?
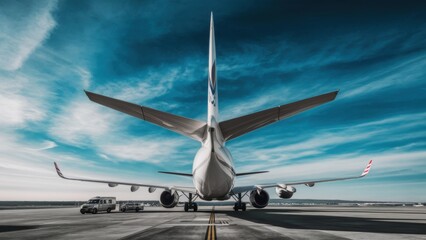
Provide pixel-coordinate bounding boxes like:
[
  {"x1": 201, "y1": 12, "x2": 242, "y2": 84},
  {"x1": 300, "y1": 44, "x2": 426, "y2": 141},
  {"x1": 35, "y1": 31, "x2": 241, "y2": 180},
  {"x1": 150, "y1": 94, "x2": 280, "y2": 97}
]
[
  {"x1": 249, "y1": 189, "x2": 270, "y2": 208},
  {"x1": 159, "y1": 190, "x2": 179, "y2": 208},
  {"x1": 275, "y1": 186, "x2": 296, "y2": 199}
]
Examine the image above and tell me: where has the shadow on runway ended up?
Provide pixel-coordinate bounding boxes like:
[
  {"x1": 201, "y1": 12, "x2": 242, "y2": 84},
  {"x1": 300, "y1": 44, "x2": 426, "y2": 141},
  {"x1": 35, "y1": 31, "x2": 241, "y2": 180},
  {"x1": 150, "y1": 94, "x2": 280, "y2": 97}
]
[
  {"x1": 0, "y1": 225, "x2": 39, "y2": 233},
  {"x1": 224, "y1": 209, "x2": 426, "y2": 235}
]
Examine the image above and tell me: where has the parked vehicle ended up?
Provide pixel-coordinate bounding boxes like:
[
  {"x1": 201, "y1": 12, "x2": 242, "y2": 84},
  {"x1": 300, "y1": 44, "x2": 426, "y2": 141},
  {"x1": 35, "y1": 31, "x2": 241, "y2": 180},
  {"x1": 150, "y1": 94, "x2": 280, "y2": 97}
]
[
  {"x1": 80, "y1": 196, "x2": 116, "y2": 214},
  {"x1": 120, "y1": 202, "x2": 144, "y2": 212}
]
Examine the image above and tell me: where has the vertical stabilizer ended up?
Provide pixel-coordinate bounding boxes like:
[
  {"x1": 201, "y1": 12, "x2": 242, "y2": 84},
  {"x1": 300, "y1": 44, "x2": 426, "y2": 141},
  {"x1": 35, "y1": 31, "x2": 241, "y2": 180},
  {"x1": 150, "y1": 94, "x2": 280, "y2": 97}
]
[{"x1": 208, "y1": 12, "x2": 218, "y2": 125}]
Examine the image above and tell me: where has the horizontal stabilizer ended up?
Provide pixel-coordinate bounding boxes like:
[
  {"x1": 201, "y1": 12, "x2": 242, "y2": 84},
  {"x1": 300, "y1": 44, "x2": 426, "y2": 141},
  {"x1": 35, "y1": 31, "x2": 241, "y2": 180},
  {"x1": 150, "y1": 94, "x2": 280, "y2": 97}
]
[
  {"x1": 85, "y1": 91, "x2": 207, "y2": 141},
  {"x1": 220, "y1": 91, "x2": 338, "y2": 141},
  {"x1": 158, "y1": 171, "x2": 192, "y2": 177},
  {"x1": 236, "y1": 171, "x2": 269, "y2": 176}
]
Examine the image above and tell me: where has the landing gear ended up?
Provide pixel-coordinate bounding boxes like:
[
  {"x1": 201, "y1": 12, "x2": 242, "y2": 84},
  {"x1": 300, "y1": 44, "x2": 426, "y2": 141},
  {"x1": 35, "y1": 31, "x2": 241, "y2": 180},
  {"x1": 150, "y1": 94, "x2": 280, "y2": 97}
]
[
  {"x1": 184, "y1": 202, "x2": 198, "y2": 212},
  {"x1": 233, "y1": 202, "x2": 246, "y2": 211},
  {"x1": 184, "y1": 193, "x2": 198, "y2": 212},
  {"x1": 233, "y1": 193, "x2": 247, "y2": 211}
]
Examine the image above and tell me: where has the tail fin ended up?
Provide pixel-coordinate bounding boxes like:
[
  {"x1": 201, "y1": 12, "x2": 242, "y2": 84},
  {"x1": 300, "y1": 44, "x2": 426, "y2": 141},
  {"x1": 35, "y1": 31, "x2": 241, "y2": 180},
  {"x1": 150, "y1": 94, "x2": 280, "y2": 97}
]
[{"x1": 208, "y1": 12, "x2": 218, "y2": 124}]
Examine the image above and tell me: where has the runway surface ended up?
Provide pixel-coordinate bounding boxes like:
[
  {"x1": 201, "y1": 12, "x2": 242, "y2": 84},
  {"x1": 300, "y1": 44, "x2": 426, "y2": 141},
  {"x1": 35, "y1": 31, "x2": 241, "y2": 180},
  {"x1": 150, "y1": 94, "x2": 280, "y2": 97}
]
[{"x1": 0, "y1": 206, "x2": 425, "y2": 239}]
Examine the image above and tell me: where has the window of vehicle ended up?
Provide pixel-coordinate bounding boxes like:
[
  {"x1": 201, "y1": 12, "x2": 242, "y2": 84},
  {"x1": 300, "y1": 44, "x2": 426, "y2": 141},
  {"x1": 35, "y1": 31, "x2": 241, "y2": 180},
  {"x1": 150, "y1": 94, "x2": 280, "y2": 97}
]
[
  {"x1": 88, "y1": 199, "x2": 99, "y2": 204},
  {"x1": 109, "y1": 200, "x2": 112, "y2": 204}
]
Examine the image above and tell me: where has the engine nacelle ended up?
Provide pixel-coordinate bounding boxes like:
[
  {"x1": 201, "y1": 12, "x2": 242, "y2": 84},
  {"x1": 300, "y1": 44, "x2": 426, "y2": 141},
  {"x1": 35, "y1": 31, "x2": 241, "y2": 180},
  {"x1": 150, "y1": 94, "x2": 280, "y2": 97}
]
[
  {"x1": 249, "y1": 189, "x2": 270, "y2": 208},
  {"x1": 159, "y1": 190, "x2": 179, "y2": 208},
  {"x1": 275, "y1": 186, "x2": 296, "y2": 199}
]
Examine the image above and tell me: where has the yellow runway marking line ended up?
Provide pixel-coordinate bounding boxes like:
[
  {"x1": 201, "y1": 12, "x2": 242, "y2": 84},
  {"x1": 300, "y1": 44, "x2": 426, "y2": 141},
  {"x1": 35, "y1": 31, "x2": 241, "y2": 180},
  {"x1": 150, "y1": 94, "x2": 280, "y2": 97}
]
[{"x1": 205, "y1": 207, "x2": 217, "y2": 240}]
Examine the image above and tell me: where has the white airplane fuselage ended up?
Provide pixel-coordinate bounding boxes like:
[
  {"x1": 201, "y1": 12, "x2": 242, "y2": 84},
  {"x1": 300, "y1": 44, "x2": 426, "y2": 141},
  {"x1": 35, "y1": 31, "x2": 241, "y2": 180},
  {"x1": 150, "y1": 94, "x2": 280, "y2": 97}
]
[
  {"x1": 192, "y1": 14, "x2": 235, "y2": 200},
  {"x1": 192, "y1": 121, "x2": 235, "y2": 200}
]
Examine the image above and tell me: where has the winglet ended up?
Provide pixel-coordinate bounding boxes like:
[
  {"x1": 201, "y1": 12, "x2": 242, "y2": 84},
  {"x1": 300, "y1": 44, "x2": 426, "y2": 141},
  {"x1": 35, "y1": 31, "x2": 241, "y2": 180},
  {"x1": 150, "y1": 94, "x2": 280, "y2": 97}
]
[
  {"x1": 54, "y1": 162, "x2": 65, "y2": 179},
  {"x1": 361, "y1": 160, "x2": 373, "y2": 177}
]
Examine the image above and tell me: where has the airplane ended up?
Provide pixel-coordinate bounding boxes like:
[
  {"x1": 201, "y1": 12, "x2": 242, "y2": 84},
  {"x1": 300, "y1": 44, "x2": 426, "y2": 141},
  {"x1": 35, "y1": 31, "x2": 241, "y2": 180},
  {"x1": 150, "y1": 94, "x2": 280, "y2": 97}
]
[{"x1": 54, "y1": 13, "x2": 373, "y2": 212}]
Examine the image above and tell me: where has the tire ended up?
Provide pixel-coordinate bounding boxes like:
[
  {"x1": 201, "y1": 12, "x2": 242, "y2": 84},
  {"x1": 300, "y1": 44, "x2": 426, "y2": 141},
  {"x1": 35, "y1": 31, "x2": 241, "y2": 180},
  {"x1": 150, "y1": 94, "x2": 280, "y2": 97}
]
[
  {"x1": 184, "y1": 202, "x2": 189, "y2": 212},
  {"x1": 135, "y1": 208, "x2": 139, "y2": 212},
  {"x1": 234, "y1": 203, "x2": 238, "y2": 211},
  {"x1": 80, "y1": 209, "x2": 86, "y2": 214},
  {"x1": 92, "y1": 208, "x2": 98, "y2": 214},
  {"x1": 193, "y1": 203, "x2": 198, "y2": 212},
  {"x1": 122, "y1": 208, "x2": 126, "y2": 212},
  {"x1": 107, "y1": 208, "x2": 111, "y2": 213},
  {"x1": 242, "y1": 203, "x2": 246, "y2": 211}
]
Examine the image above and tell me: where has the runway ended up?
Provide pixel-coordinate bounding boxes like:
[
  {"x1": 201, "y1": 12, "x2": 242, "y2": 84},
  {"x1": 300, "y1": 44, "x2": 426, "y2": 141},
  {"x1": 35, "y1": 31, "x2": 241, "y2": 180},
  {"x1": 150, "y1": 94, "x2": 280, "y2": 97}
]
[{"x1": 0, "y1": 206, "x2": 425, "y2": 239}]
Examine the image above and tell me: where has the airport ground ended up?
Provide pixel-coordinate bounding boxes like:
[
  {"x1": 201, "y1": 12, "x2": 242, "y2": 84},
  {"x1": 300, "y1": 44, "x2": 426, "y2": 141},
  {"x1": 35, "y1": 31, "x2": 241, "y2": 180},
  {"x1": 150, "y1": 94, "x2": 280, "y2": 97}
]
[{"x1": 0, "y1": 206, "x2": 425, "y2": 240}]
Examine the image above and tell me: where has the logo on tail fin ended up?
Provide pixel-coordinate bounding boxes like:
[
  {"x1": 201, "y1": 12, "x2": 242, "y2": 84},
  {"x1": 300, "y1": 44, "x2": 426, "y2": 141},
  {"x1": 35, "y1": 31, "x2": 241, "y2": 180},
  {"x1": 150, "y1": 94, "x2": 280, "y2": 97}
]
[{"x1": 209, "y1": 61, "x2": 216, "y2": 105}]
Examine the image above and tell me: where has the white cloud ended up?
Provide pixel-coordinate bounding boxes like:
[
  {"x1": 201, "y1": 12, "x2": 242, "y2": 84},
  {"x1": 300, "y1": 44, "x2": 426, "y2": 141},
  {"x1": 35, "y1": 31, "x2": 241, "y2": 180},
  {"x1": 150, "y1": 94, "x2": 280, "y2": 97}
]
[
  {"x1": 232, "y1": 111, "x2": 426, "y2": 170},
  {"x1": 342, "y1": 54, "x2": 426, "y2": 98},
  {"x1": 98, "y1": 137, "x2": 184, "y2": 164},
  {"x1": 0, "y1": 74, "x2": 49, "y2": 127},
  {"x1": 97, "y1": 63, "x2": 198, "y2": 104},
  {"x1": 49, "y1": 99, "x2": 119, "y2": 146},
  {"x1": 29, "y1": 140, "x2": 58, "y2": 151},
  {"x1": 0, "y1": 0, "x2": 58, "y2": 71},
  {"x1": 0, "y1": 130, "x2": 191, "y2": 201},
  {"x1": 48, "y1": 97, "x2": 188, "y2": 164},
  {"x1": 77, "y1": 67, "x2": 91, "y2": 89}
]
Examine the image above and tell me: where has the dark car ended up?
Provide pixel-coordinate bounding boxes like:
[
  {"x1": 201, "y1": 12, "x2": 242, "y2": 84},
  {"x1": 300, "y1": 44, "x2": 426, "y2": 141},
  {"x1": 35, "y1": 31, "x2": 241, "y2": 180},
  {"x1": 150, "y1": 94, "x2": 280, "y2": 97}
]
[{"x1": 120, "y1": 203, "x2": 144, "y2": 212}]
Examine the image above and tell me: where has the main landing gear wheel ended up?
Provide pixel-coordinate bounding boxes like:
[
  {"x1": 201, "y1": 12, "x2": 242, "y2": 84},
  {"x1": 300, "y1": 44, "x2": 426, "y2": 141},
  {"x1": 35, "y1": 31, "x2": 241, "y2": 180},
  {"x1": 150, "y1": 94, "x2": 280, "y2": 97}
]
[
  {"x1": 233, "y1": 193, "x2": 247, "y2": 211},
  {"x1": 184, "y1": 202, "x2": 198, "y2": 212},
  {"x1": 233, "y1": 202, "x2": 246, "y2": 211},
  {"x1": 184, "y1": 193, "x2": 198, "y2": 212}
]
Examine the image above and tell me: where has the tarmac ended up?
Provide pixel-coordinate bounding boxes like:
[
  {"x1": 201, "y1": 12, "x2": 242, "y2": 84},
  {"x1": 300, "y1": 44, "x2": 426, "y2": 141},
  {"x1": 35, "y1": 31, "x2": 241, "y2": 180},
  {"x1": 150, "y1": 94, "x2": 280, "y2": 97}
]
[{"x1": 0, "y1": 206, "x2": 425, "y2": 239}]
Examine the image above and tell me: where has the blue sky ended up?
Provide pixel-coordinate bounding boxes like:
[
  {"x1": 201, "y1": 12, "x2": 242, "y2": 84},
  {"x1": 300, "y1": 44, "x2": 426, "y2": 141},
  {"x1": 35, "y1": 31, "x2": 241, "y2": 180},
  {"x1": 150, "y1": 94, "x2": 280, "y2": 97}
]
[{"x1": 0, "y1": 0, "x2": 425, "y2": 202}]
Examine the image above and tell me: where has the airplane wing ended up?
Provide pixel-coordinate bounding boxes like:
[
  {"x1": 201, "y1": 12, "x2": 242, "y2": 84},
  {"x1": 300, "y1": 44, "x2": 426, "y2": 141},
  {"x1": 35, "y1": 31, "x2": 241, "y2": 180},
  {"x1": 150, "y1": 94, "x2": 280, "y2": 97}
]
[
  {"x1": 54, "y1": 162, "x2": 197, "y2": 194},
  {"x1": 85, "y1": 91, "x2": 207, "y2": 142},
  {"x1": 231, "y1": 160, "x2": 373, "y2": 194},
  {"x1": 219, "y1": 91, "x2": 338, "y2": 141}
]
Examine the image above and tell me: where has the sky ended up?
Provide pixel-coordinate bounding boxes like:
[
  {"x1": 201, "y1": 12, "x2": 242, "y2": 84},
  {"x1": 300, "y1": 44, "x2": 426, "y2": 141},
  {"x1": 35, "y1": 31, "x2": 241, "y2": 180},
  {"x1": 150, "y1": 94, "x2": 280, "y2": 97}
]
[{"x1": 0, "y1": 0, "x2": 425, "y2": 202}]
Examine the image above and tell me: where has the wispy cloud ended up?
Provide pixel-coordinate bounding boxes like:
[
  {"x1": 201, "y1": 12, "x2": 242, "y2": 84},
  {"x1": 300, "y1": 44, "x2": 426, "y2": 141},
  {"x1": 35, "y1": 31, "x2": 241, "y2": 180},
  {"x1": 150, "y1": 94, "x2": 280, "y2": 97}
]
[
  {"x1": 342, "y1": 54, "x2": 426, "y2": 98},
  {"x1": 97, "y1": 137, "x2": 185, "y2": 164},
  {"x1": 232, "y1": 112, "x2": 426, "y2": 168},
  {"x1": 0, "y1": 73, "x2": 49, "y2": 127},
  {"x1": 0, "y1": 0, "x2": 58, "y2": 71},
  {"x1": 49, "y1": 99, "x2": 119, "y2": 146},
  {"x1": 28, "y1": 140, "x2": 58, "y2": 151}
]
